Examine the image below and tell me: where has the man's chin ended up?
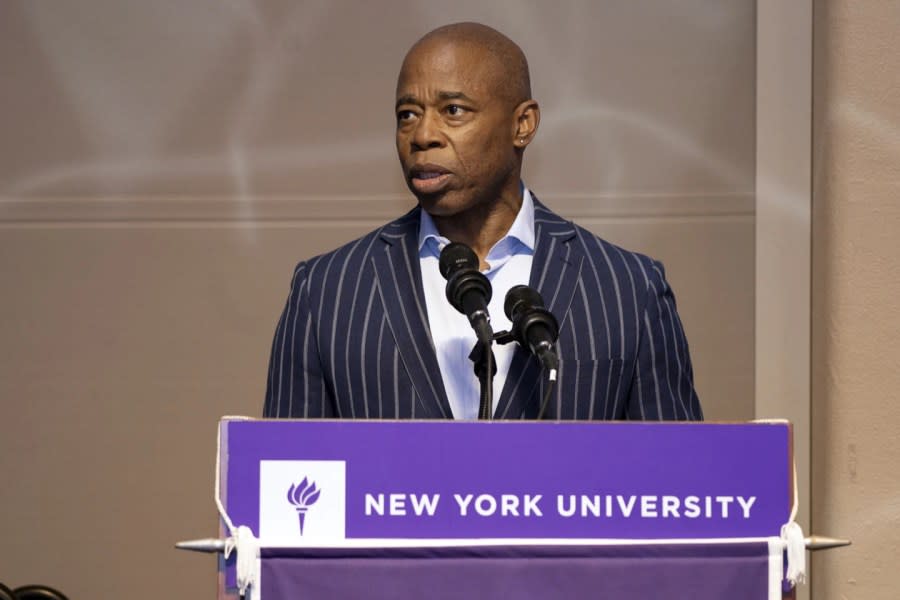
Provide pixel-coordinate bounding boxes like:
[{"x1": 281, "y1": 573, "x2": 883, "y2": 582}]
[
  {"x1": 414, "y1": 190, "x2": 458, "y2": 217},
  {"x1": 417, "y1": 200, "x2": 471, "y2": 220},
  {"x1": 411, "y1": 187, "x2": 485, "y2": 219}
]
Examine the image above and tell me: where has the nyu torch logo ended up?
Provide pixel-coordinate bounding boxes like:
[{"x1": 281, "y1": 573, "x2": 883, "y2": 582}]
[
  {"x1": 286, "y1": 477, "x2": 321, "y2": 535},
  {"x1": 260, "y1": 461, "x2": 345, "y2": 543}
]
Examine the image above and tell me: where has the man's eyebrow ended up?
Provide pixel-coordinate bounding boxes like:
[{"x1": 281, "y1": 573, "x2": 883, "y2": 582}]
[
  {"x1": 437, "y1": 91, "x2": 476, "y2": 104},
  {"x1": 395, "y1": 91, "x2": 477, "y2": 110},
  {"x1": 395, "y1": 95, "x2": 419, "y2": 110}
]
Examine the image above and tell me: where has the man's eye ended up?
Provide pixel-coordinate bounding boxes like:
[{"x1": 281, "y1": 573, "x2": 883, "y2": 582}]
[
  {"x1": 397, "y1": 110, "x2": 416, "y2": 122},
  {"x1": 446, "y1": 104, "x2": 466, "y2": 116}
]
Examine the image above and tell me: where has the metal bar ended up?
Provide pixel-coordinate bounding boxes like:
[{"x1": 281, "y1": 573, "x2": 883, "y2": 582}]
[
  {"x1": 805, "y1": 535, "x2": 851, "y2": 551},
  {"x1": 174, "y1": 535, "x2": 853, "y2": 555},
  {"x1": 175, "y1": 538, "x2": 226, "y2": 553}
]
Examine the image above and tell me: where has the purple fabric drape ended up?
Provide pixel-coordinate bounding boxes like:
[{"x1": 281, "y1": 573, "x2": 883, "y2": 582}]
[{"x1": 260, "y1": 543, "x2": 771, "y2": 599}]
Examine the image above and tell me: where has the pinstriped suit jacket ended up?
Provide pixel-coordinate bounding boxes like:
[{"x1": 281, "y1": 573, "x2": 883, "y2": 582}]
[{"x1": 264, "y1": 197, "x2": 703, "y2": 421}]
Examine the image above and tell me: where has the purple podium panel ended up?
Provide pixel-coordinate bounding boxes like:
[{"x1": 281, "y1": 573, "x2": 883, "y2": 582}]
[
  {"x1": 260, "y1": 543, "x2": 772, "y2": 600},
  {"x1": 220, "y1": 420, "x2": 791, "y2": 544}
]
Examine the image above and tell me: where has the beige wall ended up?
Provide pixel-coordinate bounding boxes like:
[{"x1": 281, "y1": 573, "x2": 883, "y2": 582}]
[
  {"x1": 0, "y1": 2, "x2": 756, "y2": 597},
  {"x1": 811, "y1": 1, "x2": 900, "y2": 597},
  {"x1": 756, "y1": 4, "x2": 813, "y2": 567}
]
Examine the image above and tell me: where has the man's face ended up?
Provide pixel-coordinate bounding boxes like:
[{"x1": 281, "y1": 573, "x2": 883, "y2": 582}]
[{"x1": 395, "y1": 40, "x2": 520, "y2": 217}]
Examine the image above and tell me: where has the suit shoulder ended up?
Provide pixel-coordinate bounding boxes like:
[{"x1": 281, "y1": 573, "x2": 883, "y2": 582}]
[
  {"x1": 574, "y1": 223, "x2": 661, "y2": 273},
  {"x1": 293, "y1": 207, "x2": 419, "y2": 277},
  {"x1": 533, "y1": 203, "x2": 662, "y2": 290}
]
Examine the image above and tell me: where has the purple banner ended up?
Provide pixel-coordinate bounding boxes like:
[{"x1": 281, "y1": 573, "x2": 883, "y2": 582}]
[
  {"x1": 259, "y1": 543, "x2": 773, "y2": 600},
  {"x1": 221, "y1": 420, "x2": 791, "y2": 544}
]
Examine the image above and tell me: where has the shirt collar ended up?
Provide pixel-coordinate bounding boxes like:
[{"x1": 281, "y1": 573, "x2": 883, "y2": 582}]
[{"x1": 418, "y1": 186, "x2": 536, "y2": 255}]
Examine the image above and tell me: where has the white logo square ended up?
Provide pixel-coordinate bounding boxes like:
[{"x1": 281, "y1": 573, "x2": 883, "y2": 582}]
[{"x1": 259, "y1": 460, "x2": 346, "y2": 545}]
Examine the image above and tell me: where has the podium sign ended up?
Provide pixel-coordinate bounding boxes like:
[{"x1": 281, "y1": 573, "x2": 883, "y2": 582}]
[{"x1": 220, "y1": 419, "x2": 791, "y2": 546}]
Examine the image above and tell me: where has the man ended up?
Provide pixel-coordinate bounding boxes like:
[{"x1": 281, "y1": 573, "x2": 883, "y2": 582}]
[{"x1": 264, "y1": 22, "x2": 702, "y2": 421}]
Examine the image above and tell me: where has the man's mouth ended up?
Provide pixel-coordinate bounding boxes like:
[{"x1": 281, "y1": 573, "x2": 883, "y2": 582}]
[{"x1": 409, "y1": 165, "x2": 452, "y2": 194}]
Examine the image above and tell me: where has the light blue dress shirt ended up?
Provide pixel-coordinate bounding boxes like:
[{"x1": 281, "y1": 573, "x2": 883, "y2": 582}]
[{"x1": 418, "y1": 188, "x2": 536, "y2": 419}]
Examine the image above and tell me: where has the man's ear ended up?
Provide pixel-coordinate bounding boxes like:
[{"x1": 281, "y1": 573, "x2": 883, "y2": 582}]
[{"x1": 513, "y1": 100, "x2": 540, "y2": 148}]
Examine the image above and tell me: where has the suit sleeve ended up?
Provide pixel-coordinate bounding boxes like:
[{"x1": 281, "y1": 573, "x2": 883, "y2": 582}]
[
  {"x1": 626, "y1": 261, "x2": 703, "y2": 421},
  {"x1": 263, "y1": 263, "x2": 336, "y2": 418}
]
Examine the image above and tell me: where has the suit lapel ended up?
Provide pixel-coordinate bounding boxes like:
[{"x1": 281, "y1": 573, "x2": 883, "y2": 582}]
[
  {"x1": 373, "y1": 211, "x2": 453, "y2": 419},
  {"x1": 495, "y1": 197, "x2": 584, "y2": 419}
]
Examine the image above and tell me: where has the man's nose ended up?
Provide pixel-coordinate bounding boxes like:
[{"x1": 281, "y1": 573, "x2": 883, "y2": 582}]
[{"x1": 411, "y1": 111, "x2": 444, "y2": 150}]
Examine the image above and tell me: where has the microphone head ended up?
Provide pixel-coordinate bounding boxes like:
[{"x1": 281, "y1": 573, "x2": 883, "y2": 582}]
[
  {"x1": 439, "y1": 242, "x2": 479, "y2": 279},
  {"x1": 446, "y1": 270, "x2": 492, "y2": 312},
  {"x1": 504, "y1": 284, "x2": 545, "y2": 320}
]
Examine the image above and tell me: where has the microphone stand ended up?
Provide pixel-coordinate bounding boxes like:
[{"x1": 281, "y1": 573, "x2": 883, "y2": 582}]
[
  {"x1": 468, "y1": 339, "x2": 496, "y2": 420},
  {"x1": 490, "y1": 329, "x2": 558, "y2": 420}
]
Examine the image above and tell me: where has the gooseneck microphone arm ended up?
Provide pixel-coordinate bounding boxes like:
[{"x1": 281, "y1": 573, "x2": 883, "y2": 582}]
[
  {"x1": 439, "y1": 242, "x2": 495, "y2": 419},
  {"x1": 503, "y1": 285, "x2": 561, "y2": 418},
  {"x1": 468, "y1": 340, "x2": 496, "y2": 420}
]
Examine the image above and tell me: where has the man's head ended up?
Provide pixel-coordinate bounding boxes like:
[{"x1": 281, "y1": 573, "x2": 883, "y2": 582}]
[{"x1": 395, "y1": 22, "x2": 539, "y2": 219}]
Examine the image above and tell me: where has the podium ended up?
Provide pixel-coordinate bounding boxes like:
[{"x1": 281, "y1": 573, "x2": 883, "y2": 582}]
[{"x1": 202, "y1": 418, "x2": 802, "y2": 599}]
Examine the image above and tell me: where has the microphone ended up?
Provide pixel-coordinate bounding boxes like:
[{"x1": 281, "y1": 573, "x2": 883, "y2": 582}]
[
  {"x1": 438, "y1": 242, "x2": 494, "y2": 345},
  {"x1": 504, "y1": 285, "x2": 560, "y2": 376}
]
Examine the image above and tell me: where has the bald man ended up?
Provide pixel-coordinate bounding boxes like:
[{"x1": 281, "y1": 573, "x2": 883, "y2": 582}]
[{"x1": 264, "y1": 23, "x2": 702, "y2": 421}]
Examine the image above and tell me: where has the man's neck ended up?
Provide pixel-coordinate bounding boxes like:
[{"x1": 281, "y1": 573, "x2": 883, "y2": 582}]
[{"x1": 431, "y1": 187, "x2": 523, "y2": 269}]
